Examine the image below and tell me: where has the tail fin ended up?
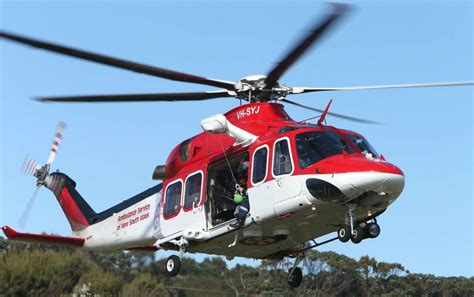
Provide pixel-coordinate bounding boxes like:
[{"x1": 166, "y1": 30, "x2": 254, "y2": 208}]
[{"x1": 46, "y1": 172, "x2": 96, "y2": 232}]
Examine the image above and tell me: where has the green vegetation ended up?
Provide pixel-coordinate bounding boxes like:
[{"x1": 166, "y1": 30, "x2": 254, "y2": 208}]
[{"x1": 0, "y1": 237, "x2": 472, "y2": 296}]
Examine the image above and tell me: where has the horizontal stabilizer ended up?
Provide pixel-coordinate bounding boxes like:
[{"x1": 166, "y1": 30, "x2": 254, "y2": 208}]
[{"x1": 2, "y1": 225, "x2": 84, "y2": 248}]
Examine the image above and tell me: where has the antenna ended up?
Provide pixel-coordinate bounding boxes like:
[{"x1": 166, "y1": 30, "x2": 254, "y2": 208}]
[{"x1": 317, "y1": 99, "x2": 333, "y2": 126}]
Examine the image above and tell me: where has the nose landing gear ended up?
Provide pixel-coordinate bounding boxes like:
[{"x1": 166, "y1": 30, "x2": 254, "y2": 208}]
[{"x1": 337, "y1": 206, "x2": 381, "y2": 244}]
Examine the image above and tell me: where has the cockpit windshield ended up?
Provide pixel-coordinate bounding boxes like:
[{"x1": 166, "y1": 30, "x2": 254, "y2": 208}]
[
  {"x1": 344, "y1": 133, "x2": 379, "y2": 158},
  {"x1": 296, "y1": 131, "x2": 354, "y2": 169}
]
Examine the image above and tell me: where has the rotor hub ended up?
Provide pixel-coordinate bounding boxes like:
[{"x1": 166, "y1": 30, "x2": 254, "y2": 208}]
[{"x1": 234, "y1": 75, "x2": 289, "y2": 102}]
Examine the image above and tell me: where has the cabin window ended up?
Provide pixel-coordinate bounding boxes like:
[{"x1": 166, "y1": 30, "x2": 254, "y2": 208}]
[
  {"x1": 164, "y1": 180, "x2": 182, "y2": 218},
  {"x1": 273, "y1": 138, "x2": 293, "y2": 176},
  {"x1": 184, "y1": 172, "x2": 203, "y2": 210},
  {"x1": 180, "y1": 138, "x2": 192, "y2": 162},
  {"x1": 252, "y1": 146, "x2": 268, "y2": 184}
]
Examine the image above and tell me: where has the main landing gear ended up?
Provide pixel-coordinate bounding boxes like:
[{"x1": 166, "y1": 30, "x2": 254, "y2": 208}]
[
  {"x1": 287, "y1": 253, "x2": 304, "y2": 288},
  {"x1": 337, "y1": 206, "x2": 381, "y2": 244},
  {"x1": 165, "y1": 255, "x2": 181, "y2": 276},
  {"x1": 164, "y1": 237, "x2": 188, "y2": 277}
]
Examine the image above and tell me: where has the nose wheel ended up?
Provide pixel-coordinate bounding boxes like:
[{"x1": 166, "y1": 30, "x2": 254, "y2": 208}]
[
  {"x1": 337, "y1": 225, "x2": 351, "y2": 242},
  {"x1": 350, "y1": 225, "x2": 365, "y2": 243}
]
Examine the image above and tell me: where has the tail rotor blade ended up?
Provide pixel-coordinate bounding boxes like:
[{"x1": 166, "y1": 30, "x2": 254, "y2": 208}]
[
  {"x1": 46, "y1": 122, "x2": 66, "y2": 165},
  {"x1": 18, "y1": 186, "x2": 41, "y2": 228}
]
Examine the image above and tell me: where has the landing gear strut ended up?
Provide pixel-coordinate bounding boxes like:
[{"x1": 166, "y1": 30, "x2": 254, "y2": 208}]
[{"x1": 287, "y1": 253, "x2": 304, "y2": 288}]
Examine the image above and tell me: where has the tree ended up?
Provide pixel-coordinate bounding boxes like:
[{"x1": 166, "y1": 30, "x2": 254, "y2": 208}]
[
  {"x1": 73, "y1": 265, "x2": 123, "y2": 296},
  {"x1": 122, "y1": 273, "x2": 169, "y2": 297}
]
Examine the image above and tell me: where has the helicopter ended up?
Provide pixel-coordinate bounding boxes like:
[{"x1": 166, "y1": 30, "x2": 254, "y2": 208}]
[{"x1": 1, "y1": 4, "x2": 473, "y2": 288}]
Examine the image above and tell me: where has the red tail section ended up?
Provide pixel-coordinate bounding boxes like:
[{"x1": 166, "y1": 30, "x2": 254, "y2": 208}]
[
  {"x1": 47, "y1": 173, "x2": 96, "y2": 231},
  {"x1": 46, "y1": 172, "x2": 163, "y2": 232}
]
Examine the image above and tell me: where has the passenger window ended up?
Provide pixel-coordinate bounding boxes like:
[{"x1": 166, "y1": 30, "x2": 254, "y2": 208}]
[
  {"x1": 252, "y1": 146, "x2": 268, "y2": 184},
  {"x1": 273, "y1": 139, "x2": 293, "y2": 176},
  {"x1": 164, "y1": 181, "x2": 182, "y2": 218},
  {"x1": 184, "y1": 172, "x2": 202, "y2": 210}
]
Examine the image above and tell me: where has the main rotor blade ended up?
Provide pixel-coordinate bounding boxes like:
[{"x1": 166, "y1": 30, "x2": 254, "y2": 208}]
[
  {"x1": 0, "y1": 31, "x2": 236, "y2": 90},
  {"x1": 291, "y1": 81, "x2": 474, "y2": 93},
  {"x1": 36, "y1": 90, "x2": 233, "y2": 103},
  {"x1": 264, "y1": 3, "x2": 350, "y2": 89},
  {"x1": 281, "y1": 98, "x2": 380, "y2": 124}
]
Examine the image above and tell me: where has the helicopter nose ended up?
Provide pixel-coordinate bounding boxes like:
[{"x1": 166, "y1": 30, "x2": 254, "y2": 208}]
[
  {"x1": 307, "y1": 156, "x2": 405, "y2": 202},
  {"x1": 346, "y1": 164, "x2": 405, "y2": 195}
]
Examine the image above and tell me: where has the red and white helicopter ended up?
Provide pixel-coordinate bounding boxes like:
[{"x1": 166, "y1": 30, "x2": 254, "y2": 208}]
[{"x1": 1, "y1": 4, "x2": 473, "y2": 287}]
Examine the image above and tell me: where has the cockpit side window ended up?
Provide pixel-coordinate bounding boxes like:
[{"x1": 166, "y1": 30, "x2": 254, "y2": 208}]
[
  {"x1": 296, "y1": 131, "x2": 354, "y2": 169},
  {"x1": 273, "y1": 138, "x2": 293, "y2": 176},
  {"x1": 344, "y1": 134, "x2": 379, "y2": 158}
]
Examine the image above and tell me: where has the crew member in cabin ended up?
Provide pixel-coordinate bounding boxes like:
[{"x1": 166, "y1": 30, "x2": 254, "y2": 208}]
[{"x1": 230, "y1": 180, "x2": 250, "y2": 228}]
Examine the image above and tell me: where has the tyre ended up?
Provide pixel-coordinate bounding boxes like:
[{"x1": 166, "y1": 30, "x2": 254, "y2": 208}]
[
  {"x1": 165, "y1": 255, "x2": 181, "y2": 277},
  {"x1": 337, "y1": 225, "x2": 351, "y2": 243},
  {"x1": 287, "y1": 267, "x2": 303, "y2": 288},
  {"x1": 351, "y1": 225, "x2": 365, "y2": 244},
  {"x1": 366, "y1": 223, "x2": 381, "y2": 238}
]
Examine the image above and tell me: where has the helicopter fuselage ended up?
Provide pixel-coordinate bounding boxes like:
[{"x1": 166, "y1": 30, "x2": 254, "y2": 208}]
[{"x1": 62, "y1": 102, "x2": 404, "y2": 260}]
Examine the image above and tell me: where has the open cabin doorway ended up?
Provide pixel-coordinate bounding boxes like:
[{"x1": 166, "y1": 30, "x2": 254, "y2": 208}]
[{"x1": 205, "y1": 152, "x2": 249, "y2": 229}]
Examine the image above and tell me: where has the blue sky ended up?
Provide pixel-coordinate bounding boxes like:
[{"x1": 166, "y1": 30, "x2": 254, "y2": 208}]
[{"x1": 1, "y1": 1, "x2": 472, "y2": 276}]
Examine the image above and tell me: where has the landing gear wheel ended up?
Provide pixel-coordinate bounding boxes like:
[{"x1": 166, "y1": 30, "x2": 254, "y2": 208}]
[
  {"x1": 287, "y1": 267, "x2": 303, "y2": 288},
  {"x1": 165, "y1": 255, "x2": 181, "y2": 277},
  {"x1": 337, "y1": 225, "x2": 351, "y2": 242},
  {"x1": 366, "y1": 223, "x2": 381, "y2": 238},
  {"x1": 351, "y1": 225, "x2": 365, "y2": 244}
]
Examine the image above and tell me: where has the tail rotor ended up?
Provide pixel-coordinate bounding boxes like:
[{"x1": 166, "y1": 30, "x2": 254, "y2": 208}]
[
  {"x1": 18, "y1": 122, "x2": 67, "y2": 227},
  {"x1": 18, "y1": 186, "x2": 41, "y2": 228},
  {"x1": 21, "y1": 157, "x2": 40, "y2": 176}
]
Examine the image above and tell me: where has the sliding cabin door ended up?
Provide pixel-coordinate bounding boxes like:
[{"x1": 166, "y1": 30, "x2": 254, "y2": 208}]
[{"x1": 205, "y1": 152, "x2": 249, "y2": 229}]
